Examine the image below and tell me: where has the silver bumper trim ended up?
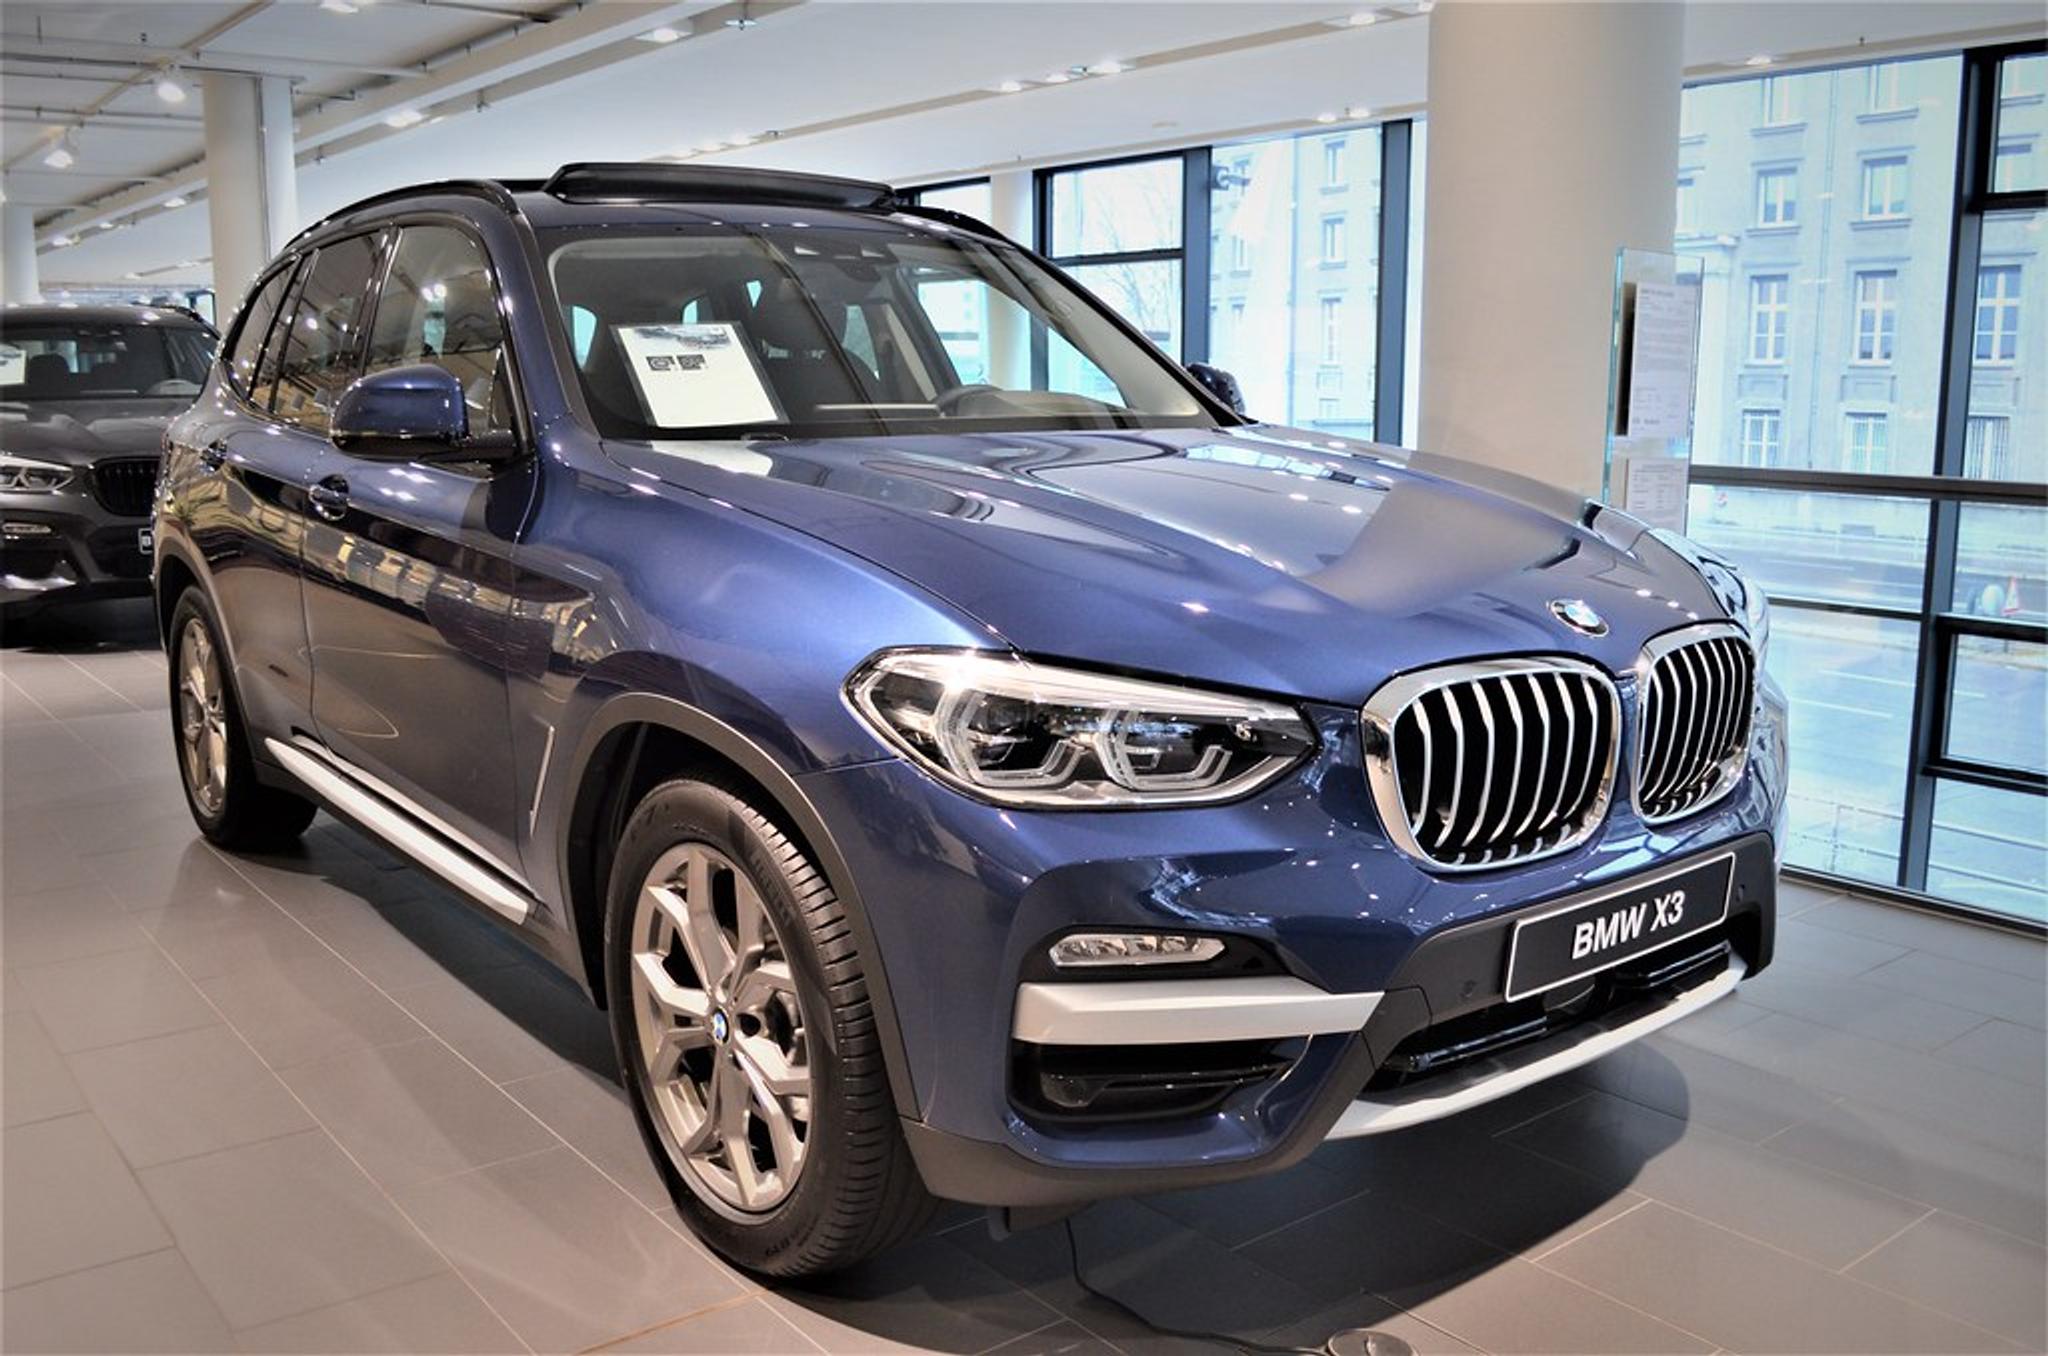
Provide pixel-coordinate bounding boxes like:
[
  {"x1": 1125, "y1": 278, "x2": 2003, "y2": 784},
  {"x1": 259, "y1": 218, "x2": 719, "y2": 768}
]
[
  {"x1": 1327, "y1": 957, "x2": 1746, "y2": 1138},
  {"x1": 1011, "y1": 977, "x2": 1383, "y2": 1046}
]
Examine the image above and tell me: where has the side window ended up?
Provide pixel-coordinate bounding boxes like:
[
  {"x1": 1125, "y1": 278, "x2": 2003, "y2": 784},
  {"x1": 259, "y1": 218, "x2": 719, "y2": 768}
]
[
  {"x1": 224, "y1": 265, "x2": 293, "y2": 397},
  {"x1": 366, "y1": 225, "x2": 514, "y2": 435},
  {"x1": 272, "y1": 234, "x2": 382, "y2": 433}
]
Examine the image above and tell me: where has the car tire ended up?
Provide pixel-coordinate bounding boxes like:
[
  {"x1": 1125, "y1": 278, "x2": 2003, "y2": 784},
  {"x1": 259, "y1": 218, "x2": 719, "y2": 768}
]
[
  {"x1": 606, "y1": 775, "x2": 935, "y2": 1277},
  {"x1": 166, "y1": 589, "x2": 317, "y2": 850}
]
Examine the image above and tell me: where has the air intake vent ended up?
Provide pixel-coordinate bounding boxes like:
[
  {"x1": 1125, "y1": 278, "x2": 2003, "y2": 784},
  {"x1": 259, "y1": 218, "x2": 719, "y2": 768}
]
[
  {"x1": 89, "y1": 458, "x2": 157, "y2": 518},
  {"x1": 1633, "y1": 626, "x2": 1756, "y2": 824},
  {"x1": 1363, "y1": 658, "x2": 1620, "y2": 872}
]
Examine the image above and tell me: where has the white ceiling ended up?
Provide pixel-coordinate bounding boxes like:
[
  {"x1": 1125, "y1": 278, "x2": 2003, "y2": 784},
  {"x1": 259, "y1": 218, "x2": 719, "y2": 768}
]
[{"x1": 6, "y1": 0, "x2": 2042, "y2": 291}]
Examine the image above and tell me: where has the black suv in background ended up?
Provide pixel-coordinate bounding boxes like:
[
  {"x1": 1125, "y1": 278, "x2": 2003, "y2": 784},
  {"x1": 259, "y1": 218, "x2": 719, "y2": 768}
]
[{"x1": 1, "y1": 304, "x2": 216, "y2": 628}]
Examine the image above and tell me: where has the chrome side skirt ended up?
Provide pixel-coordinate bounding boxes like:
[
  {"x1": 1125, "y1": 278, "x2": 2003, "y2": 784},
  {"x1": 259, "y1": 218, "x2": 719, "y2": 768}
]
[
  {"x1": 1326, "y1": 957, "x2": 1746, "y2": 1138},
  {"x1": 265, "y1": 736, "x2": 537, "y2": 925}
]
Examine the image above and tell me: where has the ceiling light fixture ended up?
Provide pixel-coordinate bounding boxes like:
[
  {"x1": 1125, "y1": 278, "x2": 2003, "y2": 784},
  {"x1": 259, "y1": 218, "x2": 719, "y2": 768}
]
[
  {"x1": 1745, "y1": 53, "x2": 1774, "y2": 67},
  {"x1": 1315, "y1": 111, "x2": 1339, "y2": 124},
  {"x1": 638, "y1": 26, "x2": 683, "y2": 43},
  {"x1": 97, "y1": 220, "x2": 117, "y2": 231},
  {"x1": 163, "y1": 195, "x2": 188, "y2": 208},
  {"x1": 384, "y1": 107, "x2": 425, "y2": 128},
  {"x1": 1346, "y1": 10, "x2": 1380, "y2": 25},
  {"x1": 319, "y1": 0, "x2": 360, "y2": 13},
  {"x1": 1089, "y1": 59, "x2": 1129, "y2": 75},
  {"x1": 1040, "y1": 71, "x2": 1070, "y2": 84},
  {"x1": 42, "y1": 138, "x2": 74, "y2": 170},
  {"x1": 1346, "y1": 103, "x2": 1373, "y2": 119},
  {"x1": 49, "y1": 234, "x2": 73, "y2": 247},
  {"x1": 155, "y1": 71, "x2": 188, "y2": 103},
  {"x1": 993, "y1": 79, "x2": 1025, "y2": 94}
]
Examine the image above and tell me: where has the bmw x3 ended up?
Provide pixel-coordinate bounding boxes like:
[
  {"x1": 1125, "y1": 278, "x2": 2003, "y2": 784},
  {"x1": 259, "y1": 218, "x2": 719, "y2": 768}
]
[{"x1": 155, "y1": 163, "x2": 1787, "y2": 1277}]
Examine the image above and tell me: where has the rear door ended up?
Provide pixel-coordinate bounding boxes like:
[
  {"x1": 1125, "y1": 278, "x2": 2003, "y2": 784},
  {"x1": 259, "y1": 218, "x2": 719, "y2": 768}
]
[{"x1": 298, "y1": 221, "x2": 535, "y2": 872}]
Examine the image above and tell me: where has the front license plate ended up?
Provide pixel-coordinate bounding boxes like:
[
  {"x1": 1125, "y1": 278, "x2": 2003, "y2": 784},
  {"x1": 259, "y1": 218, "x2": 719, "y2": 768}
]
[
  {"x1": 137, "y1": 527, "x2": 154, "y2": 553},
  {"x1": 1504, "y1": 852, "x2": 1734, "y2": 1001}
]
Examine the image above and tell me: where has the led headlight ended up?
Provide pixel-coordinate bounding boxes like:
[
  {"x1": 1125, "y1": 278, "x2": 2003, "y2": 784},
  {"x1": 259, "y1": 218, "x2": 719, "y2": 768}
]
[
  {"x1": 0, "y1": 453, "x2": 75, "y2": 493},
  {"x1": 846, "y1": 649, "x2": 1315, "y2": 808}
]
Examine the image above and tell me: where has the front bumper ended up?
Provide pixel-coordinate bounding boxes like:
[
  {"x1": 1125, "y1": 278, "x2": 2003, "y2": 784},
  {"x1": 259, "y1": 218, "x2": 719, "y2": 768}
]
[
  {"x1": 801, "y1": 679, "x2": 1788, "y2": 1207},
  {"x1": 1, "y1": 488, "x2": 154, "y2": 612}
]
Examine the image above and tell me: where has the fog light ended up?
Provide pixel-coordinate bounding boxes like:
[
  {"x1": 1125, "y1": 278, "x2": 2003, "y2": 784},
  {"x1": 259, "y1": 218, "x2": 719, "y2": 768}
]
[
  {"x1": 2, "y1": 521, "x2": 54, "y2": 536},
  {"x1": 1048, "y1": 932, "x2": 1224, "y2": 969}
]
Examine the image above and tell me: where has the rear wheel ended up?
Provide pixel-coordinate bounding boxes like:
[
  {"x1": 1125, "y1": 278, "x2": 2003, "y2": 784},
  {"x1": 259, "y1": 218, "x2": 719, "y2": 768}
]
[
  {"x1": 167, "y1": 590, "x2": 316, "y2": 849},
  {"x1": 606, "y1": 776, "x2": 933, "y2": 1276}
]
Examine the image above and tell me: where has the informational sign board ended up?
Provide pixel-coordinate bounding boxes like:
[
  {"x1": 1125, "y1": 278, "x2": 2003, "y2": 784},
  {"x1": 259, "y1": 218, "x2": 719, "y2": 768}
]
[
  {"x1": 0, "y1": 345, "x2": 24, "y2": 386},
  {"x1": 614, "y1": 323, "x2": 781, "y2": 429},
  {"x1": 1624, "y1": 282, "x2": 1700, "y2": 441},
  {"x1": 1604, "y1": 250, "x2": 1704, "y2": 534}
]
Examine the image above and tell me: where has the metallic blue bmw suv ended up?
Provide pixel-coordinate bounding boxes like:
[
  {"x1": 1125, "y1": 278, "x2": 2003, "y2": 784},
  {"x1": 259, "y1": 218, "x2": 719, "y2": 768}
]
[{"x1": 156, "y1": 163, "x2": 1787, "y2": 1277}]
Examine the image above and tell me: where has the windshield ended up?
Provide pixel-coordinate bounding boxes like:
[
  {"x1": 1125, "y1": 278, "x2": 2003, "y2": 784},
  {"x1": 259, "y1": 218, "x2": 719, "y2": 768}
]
[
  {"x1": 0, "y1": 319, "x2": 214, "y2": 401},
  {"x1": 545, "y1": 218, "x2": 1212, "y2": 439}
]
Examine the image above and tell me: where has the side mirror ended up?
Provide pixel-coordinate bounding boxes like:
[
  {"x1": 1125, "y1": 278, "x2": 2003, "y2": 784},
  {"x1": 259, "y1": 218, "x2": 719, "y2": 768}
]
[
  {"x1": 332, "y1": 364, "x2": 513, "y2": 462},
  {"x1": 1185, "y1": 361, "x2": 1247, "y2": 417}
]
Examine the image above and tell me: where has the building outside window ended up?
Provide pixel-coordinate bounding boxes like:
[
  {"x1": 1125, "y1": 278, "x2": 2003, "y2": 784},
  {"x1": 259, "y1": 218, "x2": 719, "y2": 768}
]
[
  {"x1": 1760, "y1": 74, "x2": 1797, "y2": 125},
  {"x1": 1976, "y1": 263, "x2": 2022, "y2": 362},
  {"x1": 1854, "y1": 270, "x2": 1900, "y2": 362},
  {"x1": 1993, "y1": 138, "x2": 2032, "y2": 192},
  {"x1": 1965, "y1": 414, "x2": 2013, "y2": 478},
  {"x1": 1755, "y1": 167, "x2": 1798, "y2": 225},
  {"x1": 1739, "y1": 408, "x2": 1783, "y2": 465},
  {"x1": 1207, "y1": 125, "x2": 1383, "y2": 437},
  {"x1": 1843, "y1": 411, "x2": 1891, "y2": 471},
  {"x1": 1677, "y1": 174, "x2": 1700, "y2": 233},
  {"x1": 1677, "y1": 50, "x2": 2047, "y2": 921},
  {"x1": 1862, "y1": 155, "x2": 1911, "y2": 218},
  {"x1": 1748, "y1": 275, "x2": 1790, "y2": 362},
  {"x1": 1229, "y1": 233, "x2": 1251, "y2": 272}
]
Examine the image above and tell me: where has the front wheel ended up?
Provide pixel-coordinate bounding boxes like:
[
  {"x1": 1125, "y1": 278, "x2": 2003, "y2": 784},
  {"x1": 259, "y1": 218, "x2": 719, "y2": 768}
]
[
  {"x1": 605, "y1": 776, "x2": 933, "y2": 1276},
  {"x1": 167, "y1": 590, "x2": 316, "y2": 849}
]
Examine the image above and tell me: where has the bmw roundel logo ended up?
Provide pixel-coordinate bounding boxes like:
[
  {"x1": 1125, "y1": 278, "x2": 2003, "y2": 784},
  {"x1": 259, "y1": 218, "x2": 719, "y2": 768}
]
[
  {"x1": 710, "y1": 1011, "x2": 730, "y2": 1043},
  {"x1": 1549, "y1": 598, "x2": 1608, "y2": 637}
]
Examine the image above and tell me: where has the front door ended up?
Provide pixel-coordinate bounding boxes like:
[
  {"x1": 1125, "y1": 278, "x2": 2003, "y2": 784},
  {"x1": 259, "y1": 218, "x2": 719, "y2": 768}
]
[{"x1": 299, "y1": 222, "x2": 535, "y2": 873}]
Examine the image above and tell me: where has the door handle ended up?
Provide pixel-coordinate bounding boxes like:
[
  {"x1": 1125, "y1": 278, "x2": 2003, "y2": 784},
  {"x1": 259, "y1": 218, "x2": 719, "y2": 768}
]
[
  {"x1": 197, "y1": 441, "x2": 227, "y2": 471},
  {"x1": 308, "y1": 475, "x2": 350, "y2": 522}
]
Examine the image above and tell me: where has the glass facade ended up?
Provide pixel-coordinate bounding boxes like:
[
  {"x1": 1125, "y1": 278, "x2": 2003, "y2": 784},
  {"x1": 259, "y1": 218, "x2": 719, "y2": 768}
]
[
  {"x1": 1207, "y1": 127, "x2": 1384, "y2": 438},
  {"x1": 1682, "y1": 45, "x2": 2047, "y2": 923}
]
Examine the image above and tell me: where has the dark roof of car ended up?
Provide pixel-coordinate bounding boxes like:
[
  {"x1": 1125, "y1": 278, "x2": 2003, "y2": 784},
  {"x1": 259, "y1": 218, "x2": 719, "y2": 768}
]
[
  {"x1": 1, "y1": 302, "x2": 210, "y2": 328},
  {"x1": 300, "y1": 162, "x2": 997, "y2": 245}
]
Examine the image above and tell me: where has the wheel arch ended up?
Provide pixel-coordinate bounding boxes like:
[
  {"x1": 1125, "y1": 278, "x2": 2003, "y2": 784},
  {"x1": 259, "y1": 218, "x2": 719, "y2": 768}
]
[{"x1": 556, "y1": 692, "x2": 920, "y2": 1117}]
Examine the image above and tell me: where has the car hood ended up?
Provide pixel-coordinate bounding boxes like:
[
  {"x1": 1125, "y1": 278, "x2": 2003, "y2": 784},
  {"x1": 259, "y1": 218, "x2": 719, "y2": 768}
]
[
  {"x1": 607, "y1": 425, "x2": 1727, "y2": 704},
  {"x1": 0, "y1": 398, "x2": 184, "y2": 466}
]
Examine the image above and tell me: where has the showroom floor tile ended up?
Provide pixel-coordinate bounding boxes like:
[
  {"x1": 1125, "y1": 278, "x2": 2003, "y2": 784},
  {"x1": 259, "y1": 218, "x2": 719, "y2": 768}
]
[{"x1": 3, "y1": 603, "x2": 2044, "y2": 1355}]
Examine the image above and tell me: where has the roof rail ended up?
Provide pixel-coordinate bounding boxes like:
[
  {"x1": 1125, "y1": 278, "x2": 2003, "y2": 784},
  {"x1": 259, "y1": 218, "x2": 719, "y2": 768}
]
[
  {"x1": 286, "y1": 178, "x2": 533, "y2": 249},
  {"x1": 540, "y1": 162, "x2": 900, "y2": 210}
]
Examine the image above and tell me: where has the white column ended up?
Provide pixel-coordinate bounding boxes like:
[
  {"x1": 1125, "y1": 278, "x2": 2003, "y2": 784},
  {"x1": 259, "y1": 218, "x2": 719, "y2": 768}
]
[
  {"x1": 1418, "y1": 1, "x2": 1683, "y2": 495},
  {"x1": 3, "y1": 204, "x2": 40, "y2": 304},
  {"x1": 202, "y1": 72, "x2": 299, "y2": 308},
  {"x1": 987, "y1": 169, "x2": 1034, "y2": 390}
]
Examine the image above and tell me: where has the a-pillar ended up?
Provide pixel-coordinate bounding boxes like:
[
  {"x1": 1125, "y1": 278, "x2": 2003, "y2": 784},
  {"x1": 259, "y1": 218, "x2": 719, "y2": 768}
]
[
  {"x1": 987, "y1": 169, "x2": 1034, "y2": 389},
  {"x1": 3, "y1": 204, "x2": 40, "y2": 303},
  {"x1": 1418, "y1": 1, "x2": 1684, "y2": 496},
  {"x1": 202, "y1": 72, "x2": 298, "y2": 308}
]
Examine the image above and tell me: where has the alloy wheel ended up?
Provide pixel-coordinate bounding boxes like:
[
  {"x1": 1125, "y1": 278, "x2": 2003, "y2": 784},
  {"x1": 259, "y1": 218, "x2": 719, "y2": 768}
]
[
  {"x1": 630, "y1": 842, "x2": 813, "y2": 1214},
  {"x1": 176, "y1": 617, "x2": 229, "y2": 816}
]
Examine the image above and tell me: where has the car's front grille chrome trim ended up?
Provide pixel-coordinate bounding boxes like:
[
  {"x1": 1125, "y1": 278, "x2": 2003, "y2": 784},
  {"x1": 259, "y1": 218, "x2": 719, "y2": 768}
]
[
  {"x1": 1362, "y1": 657, "x2": 1621, "y2": 872},
  {"x1": 1633, "y1": 624, "x2": 1757, "y2": 825}
]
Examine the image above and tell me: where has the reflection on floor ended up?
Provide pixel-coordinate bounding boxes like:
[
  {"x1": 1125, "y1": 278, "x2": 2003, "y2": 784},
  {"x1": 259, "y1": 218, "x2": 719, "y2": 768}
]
[{"x1": 4, "y1": 601, "x2": 2044, "y2": 1355}]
